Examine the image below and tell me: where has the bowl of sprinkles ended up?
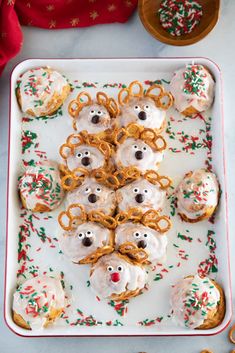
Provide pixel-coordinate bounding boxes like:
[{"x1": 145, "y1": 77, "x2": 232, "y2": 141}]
[{"x1": 138, "y1": 0, "x2": 220, "y2": 46}]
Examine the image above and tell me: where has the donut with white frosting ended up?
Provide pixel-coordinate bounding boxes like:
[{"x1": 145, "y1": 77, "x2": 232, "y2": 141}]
[
  {"x1": 18, "y1": 161, "x2": 64, "y2": 212},
  {"x1": 66, "y1": 177, "x2": 116, "y2": 215},
  {"x1": 59, "y1": 222, "x2": 113, "y2": 264},
  {"x1": 176, "y1": 169, "x2": 219, "y2": 222},
  {"x1": 170, "y1": 275, "x2": 225, "y2": 329},
  {"x1": 13, "y1": 276, "x2": 65, "y2": 330},
  {"x1": 115, "y1": 222, "x2": 168, "y2": 264},
  {"x1": 116, "y1": 176, "x2": 169, "y2": 213},
  {"x1": 117, "y1": 81, "x2": 173, "y2": 133},
  {"x1": 170, "y1": 64, "x2": 215, "y2": 116},
  {"x1": 114, "y1": 136, "x2": 165, "y2": 173},
  {"x1": 90, "y1": 252, "x2": 148, "y2": 300},
  {"x1": 68, "y1": 91, "x2": 119, "y2": 140},
  {"x1": 16, "y1": 67, "x2": 70, "y2": 117}
]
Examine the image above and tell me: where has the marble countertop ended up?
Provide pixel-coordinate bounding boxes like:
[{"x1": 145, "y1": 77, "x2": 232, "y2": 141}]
[{"x1": 0, "y1": 0, "x2": 234, "y2": 352}]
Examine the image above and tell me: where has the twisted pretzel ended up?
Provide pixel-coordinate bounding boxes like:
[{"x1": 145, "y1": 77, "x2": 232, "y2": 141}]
[
  {"x1": 143, "y1": 215, "x2": 172, "y2": 233},
  {"x1": 91, "y1": 166, "x2": 141, "y2": 190},
  {"x1": 79, "y1": 245, "x2": 114, "y2": 264},
  {"x1": 118, "y1": 80, "x2": 173, "y2": 111},
  {"x1": 58, "y1": 204, "x2": 87, "y2": 231},
  {"x1": 88, "y1": 211, "x2": 117, "y2": 230},
  {"x1": 118, "y1": 242, "x2": 148, "y2": 264},
  {"x1": 144, "y1": 170, "x2": 172, "y2": 189},
  {"x1": 61, "y1": 167, "x2": 89, "y2": 191},
  {"x1": 113, "y1": 123, "x2": 167, "y2": 152},
  {"x1": 115, "y1": 208, "x2": 172, "y2": 233},
  {"x1": 59, "y1": 132, "x2": 112, "y2": 163},
  {"x1": 68, "y1": 92, "x2": 92, "y2": 119}
]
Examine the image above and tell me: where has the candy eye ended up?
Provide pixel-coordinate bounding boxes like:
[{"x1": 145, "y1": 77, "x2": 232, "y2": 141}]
[
  {"x1": 77, "y1": 152, "x2": 83, "y2": 158},
  {"x1": 134, "y1": 105, "x2": 140, "y2": 111},
  {"x1": 144, "y1": 189, "x2": 149, "y2": 194},
  {"x1": 142, "y1": 146, "x2": 147, "y2": 151},
  {"x1": 84, "y1": 151, "x2": 90, "y2": 157},
  {"x1": 144, "y1": 105, "x2": 150, "y2": 111},
  {"x1": 133, "y1": 232, "x2": 141, "y2": 238},
  {"x1": 86, "y1": 230, "x2": 93, "y2": 237},
  {"x1": 96, "y1": 187, "x2": 102, "y2": 193},
  {"x1": 117, "y1": 265, "x2": 123, "y2": 272},
  {"x1": 97, "y1": 111, "x2": 102, "y2": 116},
  {"x1": 90, "y1": 110, "x2": 95, "y2": 115},
  {"x1": 107, "y1": 266, "x2": 113, "y2": 272},
  {"x1": 133, "y1": 145, "x2": 138, "y2": 150},
  {"x1": 85, "y1": 187, "x2": 91, "y2": 194},
  {"x1": 78, "y1": 232, "x2": 85, "y2": 239},
  {"x1": 133, "y1": 188, "x2": 139, "y2": 193},
  {"x1": 143, "y1": 233, "x2": 148, "y2": 238}
]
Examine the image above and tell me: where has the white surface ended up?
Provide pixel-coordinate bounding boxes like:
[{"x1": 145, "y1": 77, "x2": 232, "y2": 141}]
[
  {"x1": 6, "y1": 58, "x2": 231, "y2": 337},
  {"x1": 0, "y1": 0, "x2": 235, "y2": 350}
]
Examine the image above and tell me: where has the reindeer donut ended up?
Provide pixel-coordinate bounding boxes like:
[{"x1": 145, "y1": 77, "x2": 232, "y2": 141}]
[
  {"x1": 68, "y1": 91, "x2": 119, "y2": 141},
  {"x1": 89, "y1": 252, "x2": 148, "y2": 300},
  {"x1": 59, "y1": 131, "x2": 113, "y2": 175},
  {"x1": 58, "y1": 203, "x2": 116, "y2": 264},
  {"x1": 113, "y1": 123, "x2": 167, "y2": 173},
  {"x1": 117, "y1": 81, "x2": 173, "y2": 133},
  {"x1": 62, "y1": 171, "x2": 117, "y2": 216},
  {"x1": 115, "y1": 209, "x2": 172, "y2": 264},
  {"x1": 116, "y1": 170, "x2": 172, "y2": 213}
]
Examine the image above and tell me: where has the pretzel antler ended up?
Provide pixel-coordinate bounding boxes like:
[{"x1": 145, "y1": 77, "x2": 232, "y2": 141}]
[
  {"x1": 68, "y1": 92, "x2": 92, "y2": 120},
  {"x1": 61, "y1": 167, "x2": 89, "y2": 191},
  {"x1": 88, "y1": 211, "x2": 117, "y2": 229},
  {"x1": 79, "y1": 245, "x2": 114, "y2": 264},
  {"x1": 144, "y1": 170, "x2": 172, "y2": 189},
  {"x1": 145, "y1": 84, "x2": 173, "y2": 111},
  {"x1": 118, "y1": 242, "x2": 148, "y2": 264},
  {"x1": 58, "y1": 203, "x2": 87, "y2": 231}
]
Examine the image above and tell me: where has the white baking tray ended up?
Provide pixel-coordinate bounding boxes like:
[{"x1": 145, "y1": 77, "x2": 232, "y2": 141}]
[{"x1": 5, "y1": 58, "x2": 232, "y2": 337}]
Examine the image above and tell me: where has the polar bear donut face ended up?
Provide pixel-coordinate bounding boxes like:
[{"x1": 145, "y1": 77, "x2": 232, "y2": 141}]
[
  {"x1": 67, "y1": 145, "x2": 105, "y2": 171},
  {"x1": 74, "y1": 104, "x2": 112, "y2": 134},
  {"x1": 119, "y1": 97, "x2": 166, "y2": 130},
  {"x1": 114, "y1": 137, "x2": 163, "y2": 172},
  {"x1": 116, "y1": 178, "x2": 165, "y2": 213},
  {"x1": 59, "y1": 222, "x2": 111, "y2": 263},
  {"x1": 66, "y1": 177, "x2": 116, "y2": 215},
  {"x1": 115, "y1": 222, "x2": 167, "y2": 263},
  {"x1": 89, "y1": 252, "x2": 147, "y2": 299}
]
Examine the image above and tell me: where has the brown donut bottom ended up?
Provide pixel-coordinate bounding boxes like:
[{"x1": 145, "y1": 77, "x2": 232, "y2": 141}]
[
  {"x1": 196, "y1": 279, "x2": 226, "y2": 330},
  {"x1": 13, "y1": 307, "x2": 63, "y2": 330},
  {"x1": 178, "y1": 205, "x2": 217, "y2": 223},
  {"x1": 20, "y1": 194, "x2": 52, "y2": 213},
  {"x1": 16, "y1": 79, "x2": 70, "y2": 117}
]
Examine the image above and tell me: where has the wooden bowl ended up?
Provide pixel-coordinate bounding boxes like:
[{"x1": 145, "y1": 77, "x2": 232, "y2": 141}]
[{"x1": 138, "y1": 0, "x2": 220, "y2": 46}]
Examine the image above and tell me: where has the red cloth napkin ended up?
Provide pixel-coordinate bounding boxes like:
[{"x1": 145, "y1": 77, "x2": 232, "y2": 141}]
[{"x1": 0, "y1": 0, "x2": 137, "y2": 75}]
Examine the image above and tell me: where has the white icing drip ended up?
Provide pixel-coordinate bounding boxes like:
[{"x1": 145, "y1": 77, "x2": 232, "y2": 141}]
[
  {"x1": 18, "y1": 161, "x2": 64, "y2": 211},
  {"x1": 115, "y1": 222, "x2": 167, "y2": 263},
  {"x1": 114, "y1": 137, "x2": 164, "y2": 172},
  {"x1": 116, "y1": 178, "x2": 166, "y2": 213},
  {"x1": 170, "y1": 275, "x2": 220, "y2": 329},
  {"x1": 170, "y1": 65, "x2": 215, "y2": 113},
  {"x1": 13, "y1": 276, "x2": 65, "y2": 329},
  {"x1": 177, "y1": 169, "x2": 219, "y2": 220},
  {"x1": 90, "y1": 252, "x2": 147, "y2": 299},
  {"x1": 59, "y1": 222, "x2": 111, "y2": 263},
  {"x1": 19, "y1": 68, "x2": 68, "y2": 116},
  {"x1": 66, "y1": 177, "x2": 116, "y2": 215},
  {"x1": 117, "y1": 97, "x2": 166, "y2": 130},
  {"x1": 74, "y1": 104, "x2": 114, "y2": 134},
  {"x1": 66, "y1": 145, "x2": 105, "y2": 171}
]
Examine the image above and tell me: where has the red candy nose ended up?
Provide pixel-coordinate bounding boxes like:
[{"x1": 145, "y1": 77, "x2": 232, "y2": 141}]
[{"x1": 111, "y1": 272, "x2": 120, "y2": 283}]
